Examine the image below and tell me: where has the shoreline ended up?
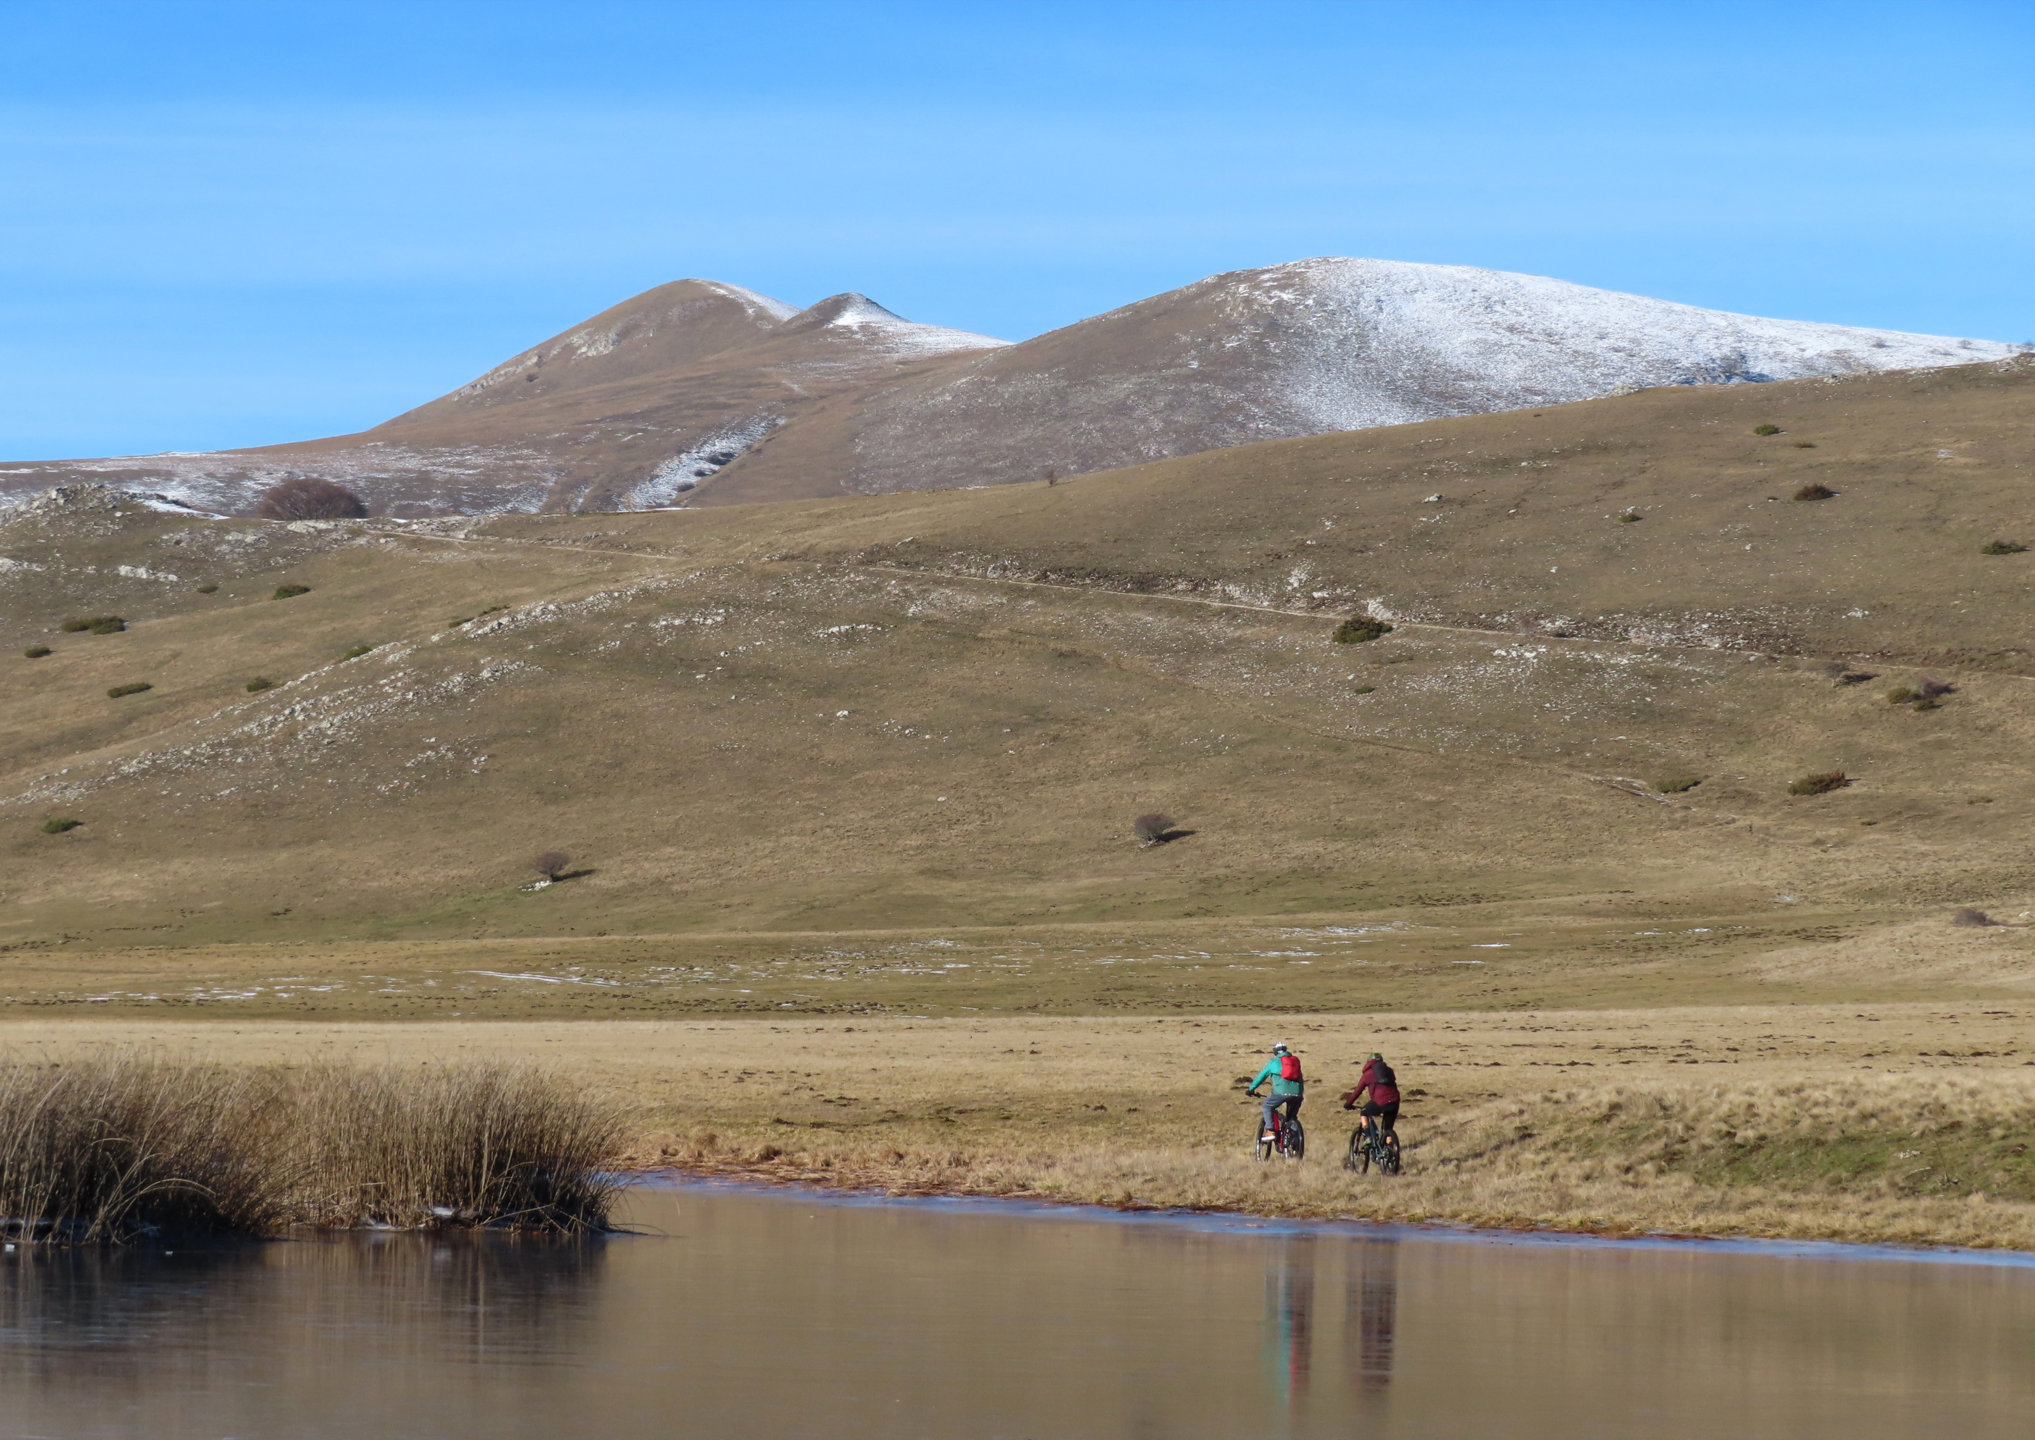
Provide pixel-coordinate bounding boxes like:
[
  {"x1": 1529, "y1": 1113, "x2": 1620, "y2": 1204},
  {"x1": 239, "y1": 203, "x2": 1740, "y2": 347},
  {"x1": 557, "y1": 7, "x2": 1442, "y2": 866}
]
[
  {"x1": 616, "y1": 1149, "x2": 2035, "y2": 1262},
  {"x1": 623, "y1": 1165, "x2": 2035, "y2": 1269}
]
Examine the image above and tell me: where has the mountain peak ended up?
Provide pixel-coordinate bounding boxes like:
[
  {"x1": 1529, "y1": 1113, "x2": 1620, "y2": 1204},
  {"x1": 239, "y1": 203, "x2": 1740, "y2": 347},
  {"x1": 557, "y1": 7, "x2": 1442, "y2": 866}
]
[{"x1": 776, "y1": 293, "x2": 1008, "y2": 357}]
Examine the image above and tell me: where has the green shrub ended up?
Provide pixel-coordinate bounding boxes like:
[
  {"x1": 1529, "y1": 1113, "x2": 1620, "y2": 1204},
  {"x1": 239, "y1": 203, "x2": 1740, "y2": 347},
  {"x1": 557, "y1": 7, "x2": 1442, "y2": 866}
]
[
  {"x1": 1617, "y1": 511, "x2": 1642, "y2": 523},
  {"x1": 1788, "y1": 770, "x2": 1850, "y2": 796},
  {"x1": 1656, "y1": 776, "x2": 1702, "y2": 794},
  {"x1": 340, "y1": 643, "x2": 375, "y2": 661},
  {"x1": 106, "y1": 682, "x2": 152, "y2": 698},
  {"x1": 39, "y1": 818, "x2": 82, "y2": 834},
  {"x1": 23, "y1": 646, "x2": 51, "y2": 658},
  {"x1": 245, "y1": 676, "x2": 275, "y2": 693},
  {"x1": 272, "y1": 584, "x2": 311, "y2": 600},
  {"x1": 1982, "y1": 540, "x2": 2028, "y2": 555},
  {"x1": 1887, "y1": 686, "x2": 1920, "y2": 704},
  {"x1": 196, "y1": 583, "x2": 219, "y2": 594},
  {"x1": 1352, "y1": 685, "x2": 1377, "y2": 695},
  {"x1": 60, "y1": 616, "x2": 125, "y2": 634},
  {"x1": 1793, "y1": 483, "x2": 1837, "y2": 502},
  {"x1": 1333, "y1": 615, "x2": 1394, "y2": 644},
  {"x1": 1752, "y1": 423, "x2": 1781, "y2": 436}
]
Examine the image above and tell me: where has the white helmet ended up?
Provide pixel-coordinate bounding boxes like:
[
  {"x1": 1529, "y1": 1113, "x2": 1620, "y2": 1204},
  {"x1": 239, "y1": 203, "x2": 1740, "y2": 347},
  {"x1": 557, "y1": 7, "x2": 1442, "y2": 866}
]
[{"x1": 1271, "y1": 1042, "x2": 1291, "y2": 1055}]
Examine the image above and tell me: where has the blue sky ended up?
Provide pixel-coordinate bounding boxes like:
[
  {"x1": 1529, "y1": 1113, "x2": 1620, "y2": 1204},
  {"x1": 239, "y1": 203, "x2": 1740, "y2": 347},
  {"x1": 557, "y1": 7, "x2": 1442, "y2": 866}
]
[{"x1": 2, "y1": 0, "x2": 2030, "y2": 458}]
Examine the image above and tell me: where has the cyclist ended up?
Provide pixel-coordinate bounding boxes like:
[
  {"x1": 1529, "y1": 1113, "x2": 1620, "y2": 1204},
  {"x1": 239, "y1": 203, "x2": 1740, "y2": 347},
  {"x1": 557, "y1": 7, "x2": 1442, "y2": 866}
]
[
  {"x1": 1245, "y1": 1042, "x2": 1305, "y2": 1140},
  {"x1": 1341, "y1": 1052, "x2": 1400, "y2": 1147}
]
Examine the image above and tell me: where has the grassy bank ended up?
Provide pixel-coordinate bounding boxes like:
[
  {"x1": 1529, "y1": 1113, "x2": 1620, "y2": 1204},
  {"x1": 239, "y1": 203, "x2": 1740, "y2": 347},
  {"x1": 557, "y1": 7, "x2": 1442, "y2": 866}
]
[
  {"x1": 661, "y1": 1073, "x2": 2035, "y2": 1253},
  {"x1": 8, "y1": 1009, "x2": 2034, "y2": 1250},
  {"x1": 0, "y1": 1057, "x2": 624, "y2": 1242}
]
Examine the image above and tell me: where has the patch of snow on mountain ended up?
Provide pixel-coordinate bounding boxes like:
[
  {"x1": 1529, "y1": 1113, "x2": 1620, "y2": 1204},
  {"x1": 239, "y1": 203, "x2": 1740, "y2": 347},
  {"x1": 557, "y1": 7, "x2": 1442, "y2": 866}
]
[
  {"x1": 0, "y1": 446, "x2": 561, "y2": 516},
  {"x1": 702, "y1": 281, "x2": 797, "y2": 323},
  {"x1": 819, "y1": 295, "x2": 1009, "y2": 357},
  {"x1": 1258, "y1": 259, "x2": 2019, "y2": 432},
  {"x1": 622, "y1": 415, "x2": 784, "y2": 510}
]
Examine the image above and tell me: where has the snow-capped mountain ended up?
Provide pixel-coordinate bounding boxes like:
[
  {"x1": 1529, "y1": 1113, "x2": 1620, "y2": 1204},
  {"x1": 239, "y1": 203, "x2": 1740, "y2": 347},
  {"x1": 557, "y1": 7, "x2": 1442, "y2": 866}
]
[{"x1": 0, "y1": 260, "x2": 2015, "y2": 515}]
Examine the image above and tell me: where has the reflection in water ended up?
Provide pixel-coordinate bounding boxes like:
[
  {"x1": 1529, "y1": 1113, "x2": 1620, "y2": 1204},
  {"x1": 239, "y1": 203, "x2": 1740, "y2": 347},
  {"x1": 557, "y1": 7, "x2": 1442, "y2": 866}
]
[
  {"x1": 1259, "y1": 1234, "x2": 1398, "y2": 1421},
  {"x1": 1, "y1": 1187, "x2": 2034, "y2": 1439},
  {"x1": 1263, "y1": 1237, "x2": 1316, "y2": 1408},
  {"x1": 1348, "y1": 1238, "x2": 1398, "y2": 1396}
]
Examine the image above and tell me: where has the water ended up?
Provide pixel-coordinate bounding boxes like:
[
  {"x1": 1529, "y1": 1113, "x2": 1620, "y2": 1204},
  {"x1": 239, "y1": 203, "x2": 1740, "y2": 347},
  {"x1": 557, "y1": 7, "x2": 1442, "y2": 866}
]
[{"x1": 4, "y1": 1183, "x2": 2034, "y2": 1438}]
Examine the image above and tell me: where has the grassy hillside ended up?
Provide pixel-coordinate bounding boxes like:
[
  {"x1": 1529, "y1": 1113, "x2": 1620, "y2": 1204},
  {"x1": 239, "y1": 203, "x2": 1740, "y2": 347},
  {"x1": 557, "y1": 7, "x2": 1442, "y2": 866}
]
[{"x1": 2, "y1": 356, "x2": 2032, "y2": 1018}]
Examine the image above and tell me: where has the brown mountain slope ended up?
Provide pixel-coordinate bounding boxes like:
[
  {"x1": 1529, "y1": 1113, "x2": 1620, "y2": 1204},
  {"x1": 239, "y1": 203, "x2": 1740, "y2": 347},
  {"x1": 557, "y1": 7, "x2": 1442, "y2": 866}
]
[
  {"x1": 1, "y1": 260, "x2": 2013, "y2": 519},
  {"x1": 1, "y1": 355, "x2": 2032, "y2": 1021}
]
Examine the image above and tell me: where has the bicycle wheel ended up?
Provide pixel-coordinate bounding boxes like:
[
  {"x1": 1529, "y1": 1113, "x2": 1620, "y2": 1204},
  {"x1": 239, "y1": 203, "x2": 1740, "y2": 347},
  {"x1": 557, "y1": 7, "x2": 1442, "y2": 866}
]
[
  {"x1": 1287, "y1": 1119, "x2": 1305, "y2": 1161},
  {"x1": 1381, "y1": 1136, "x2": 1401, "y2": 1175},
  {"x1": 1343, "y1": 1130, "x2": 1363, "y2": 1172},
  {"x1": 1255, "y1": 1119, "x2": 1274, "y2": 1162}
]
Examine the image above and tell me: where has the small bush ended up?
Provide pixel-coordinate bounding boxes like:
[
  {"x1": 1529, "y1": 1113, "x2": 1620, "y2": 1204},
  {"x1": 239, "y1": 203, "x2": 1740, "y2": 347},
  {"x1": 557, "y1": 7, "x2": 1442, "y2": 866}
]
[
  {"x1": 106, "y1": 682, "x2": 152, "y2": 698},
  {"x1": 1656, "y1": 776, "x2": 1702, "y2": 794},
  {"x1": 244, "y1": 676, "x2": 275, "y2": 693},
  {"x1": 1835, "y1": 670, "x2": 1877, "y2": 686},
  {"x1": 60, "y1": 616, "x2": 124, "y2": 634},
  {"x1": 1752, "y1": 423, "x2": 1782, "y2": 436},
  {"x1": 1792, "y1": 441, "x2": 1817, "y2": 448},
  {"x1": 1918, "y1": 678, "x2": 1956, "y2": 699},
  {"x1": 255, "y1": 477, "x2": 367, "y2": 521},
  {"x1": 532, "y1": 851, "x2": 571, "y2": 881},
  {"x1": 1333, "y1": 615, "x2": 1394, "y2": 644},
  {"x1": 196, "y1": 583, "x2": 219, "y2": 594},
  {"x1": 1617, "y1": 511, "x2": 1642, "y2": 523},
  {"x1": 1352, "y1": 684, "x2": 1376, "y2": 695},
  {"x1": 40, "y1": 818, "x2": 82, "y2": 834},
  {"x1": 340, "y1": 643, "x2": 375, "y2": 661},
  {"x1": 1788, "y1": 770, "x2": 1849, "y2": 796},
  {"x1": 1133, "y1": 813, "x2": 1177, "y2": 845},
  {"x1": 272, "y1": 584, "x2": 311, "y2": 600},
  {"x1": 1887, "y1": 686, "x2": 1920, "y2": 704},
  {"x1": 1793, "y1": 483, "x2": 1837, "y2": 502},
  {"x1": 23, "y1": 646, "x2": 51, "y2": 658},
  {"x1": 1982, "y1": 540, "x2": 2028, "y2": 555},
  {"x1": 1950, "y1": 907, "x2": 1999, "y2": 928}
]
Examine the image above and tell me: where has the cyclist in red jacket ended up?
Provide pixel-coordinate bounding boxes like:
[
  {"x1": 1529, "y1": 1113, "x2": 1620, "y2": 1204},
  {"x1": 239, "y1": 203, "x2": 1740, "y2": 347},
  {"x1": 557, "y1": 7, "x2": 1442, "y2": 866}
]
[{"x1": 1341, "y1": 1052, "x2": 1400, "y2": 1139}]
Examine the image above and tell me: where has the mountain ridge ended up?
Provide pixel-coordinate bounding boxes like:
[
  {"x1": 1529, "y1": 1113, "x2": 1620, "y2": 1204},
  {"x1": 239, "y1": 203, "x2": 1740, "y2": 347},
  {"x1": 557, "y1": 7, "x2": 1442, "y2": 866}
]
[{"x1": 1, "y1": 258, "x2": 2017, "y2": 517}]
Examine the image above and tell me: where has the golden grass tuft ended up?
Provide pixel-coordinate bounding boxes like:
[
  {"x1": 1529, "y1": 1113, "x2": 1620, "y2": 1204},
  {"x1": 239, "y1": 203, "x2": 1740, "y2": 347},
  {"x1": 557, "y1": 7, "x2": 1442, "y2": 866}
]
[{"x1": 0, "y1": 1058, "x2": 624, "y2": 1243}]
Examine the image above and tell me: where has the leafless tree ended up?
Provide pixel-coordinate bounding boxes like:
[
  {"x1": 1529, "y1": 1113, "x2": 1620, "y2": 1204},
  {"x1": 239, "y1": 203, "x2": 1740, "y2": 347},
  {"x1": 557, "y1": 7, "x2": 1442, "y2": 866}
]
[
  {"x1": 1133, "y1": 813, "x2": 1175, "y2": 846},
  {"x1": 256, "y1": 477, "x2": 368, "y2": 521},
  {"x1": 532, "y1": 851, "x2": 571, "y2": 881}
]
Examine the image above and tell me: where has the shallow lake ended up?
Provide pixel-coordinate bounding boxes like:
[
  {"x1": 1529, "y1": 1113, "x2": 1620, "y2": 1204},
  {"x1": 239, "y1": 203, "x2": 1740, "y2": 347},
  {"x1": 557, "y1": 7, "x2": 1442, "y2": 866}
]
[{"x1": 4, "y1": 1182, "x2": 2035, "y2": 1438}]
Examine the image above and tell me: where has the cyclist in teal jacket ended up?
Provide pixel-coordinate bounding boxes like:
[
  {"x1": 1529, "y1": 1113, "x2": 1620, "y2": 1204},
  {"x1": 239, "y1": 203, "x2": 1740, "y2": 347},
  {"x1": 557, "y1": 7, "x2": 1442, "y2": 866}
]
[{"x1": 1245, "y1": 1042, "x2": 1305, "y2": 1136}]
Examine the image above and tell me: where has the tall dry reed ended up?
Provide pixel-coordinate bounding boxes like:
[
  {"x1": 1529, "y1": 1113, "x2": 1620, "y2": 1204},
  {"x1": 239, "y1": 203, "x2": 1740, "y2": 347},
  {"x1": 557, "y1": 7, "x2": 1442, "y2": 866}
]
[
  {"x1": 0, "y1": 1057, "x2": 297, "y2": 1242},
  {"x1": 0, "y1": 1058, "x2": 625, "y2": 1243},
  {"x1": 301, "y1": 1062, "x2": 626, "y2": 1232}
]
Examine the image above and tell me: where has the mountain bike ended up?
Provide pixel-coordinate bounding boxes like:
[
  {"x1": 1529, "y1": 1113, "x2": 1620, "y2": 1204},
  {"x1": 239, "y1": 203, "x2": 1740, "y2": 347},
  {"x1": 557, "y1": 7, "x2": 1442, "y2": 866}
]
[
  {"x1": 1344, "y1": 1115, "x2": 1400, "y2": 1175},
  {"x1": 1254, "y1": 1105, "x2": 1305, "y2": 1162}
]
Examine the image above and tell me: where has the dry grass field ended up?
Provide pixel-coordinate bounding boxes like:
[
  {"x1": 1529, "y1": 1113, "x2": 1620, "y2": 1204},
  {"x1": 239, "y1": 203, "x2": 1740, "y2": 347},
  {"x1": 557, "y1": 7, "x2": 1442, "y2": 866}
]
[
  {"x1": 9, "y1": 1007, "x2": 2035, "y2": 1249},
  {"x1": 3, "y1": 355, "x2": 2033, "y2": 1244}
]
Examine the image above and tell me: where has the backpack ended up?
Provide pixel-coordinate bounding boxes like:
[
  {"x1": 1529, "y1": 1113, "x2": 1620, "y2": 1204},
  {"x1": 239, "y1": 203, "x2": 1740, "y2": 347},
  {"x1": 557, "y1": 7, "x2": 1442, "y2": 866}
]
[
  {"x1": 1370, "y1": 1059, "x2": 1395, "y2": 1090},
  {"x1": 1279, "y1": 1052, "x2": 1303, "y2": 1082}
]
